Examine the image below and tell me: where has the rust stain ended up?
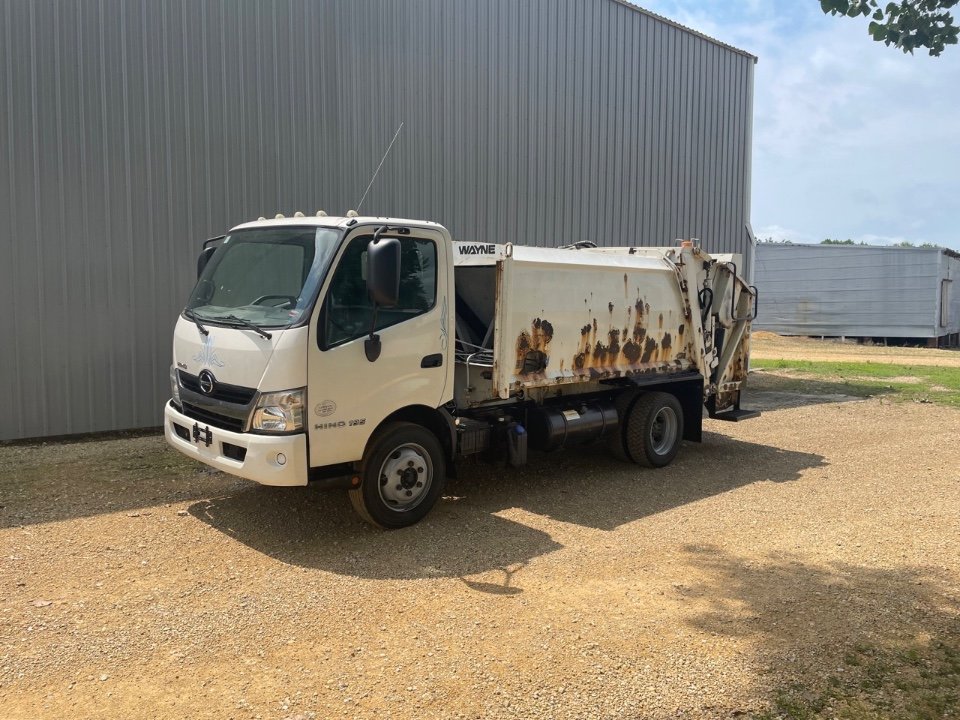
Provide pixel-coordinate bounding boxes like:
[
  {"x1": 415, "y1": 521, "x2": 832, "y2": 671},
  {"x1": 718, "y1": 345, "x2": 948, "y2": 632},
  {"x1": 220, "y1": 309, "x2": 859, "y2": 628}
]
[
  {"x1": 561, "y1": 286, "x2": 691, "y2": 377},
  {"x1": 531, "y1": 317, "x2": 554, "y2": 346},
  {"x1": 516, "y1": 317, "x2": 554, "y2": 374},
  {"x1": 622, "y1": 339, "x2": 641, "y2": 363},
  {"x1": 516, "y1": 331, "x2": 531, "y2": 354},
  {"x1": 592, "y1": 339, "x2": 609, "y2": 363},
  {"x1": 640, "y1": 336, "x2": 658, "y2": 363},
  {"x1": 607, "y1": 328, "x2": 621, "y2": 356}
]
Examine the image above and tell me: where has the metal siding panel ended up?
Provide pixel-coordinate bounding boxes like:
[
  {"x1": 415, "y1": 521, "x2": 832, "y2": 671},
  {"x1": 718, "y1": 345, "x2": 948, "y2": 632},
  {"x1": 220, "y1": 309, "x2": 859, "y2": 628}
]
[
  {"x1": 1, "y1": 0, "x2": 754, "y2": 440},
  {"x1": 755, "y1": 245, "x2": 941, "y2": 337},
  {"x1": 0, "y1": 2, "x2": 15, "y2": 435}
]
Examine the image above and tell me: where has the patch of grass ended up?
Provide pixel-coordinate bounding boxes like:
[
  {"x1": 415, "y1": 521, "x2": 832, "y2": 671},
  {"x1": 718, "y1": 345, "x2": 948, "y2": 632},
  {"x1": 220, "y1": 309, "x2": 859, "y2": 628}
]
[
  {"x1": 755, "y1": 637, "x2": 960, "y2": 720},
  {"x1": 750, "y1": 359, "x2": 960, "y2": 408}
]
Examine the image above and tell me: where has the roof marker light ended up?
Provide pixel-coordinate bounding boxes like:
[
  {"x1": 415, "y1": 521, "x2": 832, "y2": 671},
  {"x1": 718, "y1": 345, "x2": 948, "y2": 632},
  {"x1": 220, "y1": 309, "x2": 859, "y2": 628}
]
[
  {"x1": 316, "y1": 210, "x2": 327, "y2": 217},
  {"x1": 275, "y1": 213, "x2": 285, "y2": 219},
  {"x1": 257, "y1": 216, "x2": 266, "y2": 221},
  {"x1": 293, "y1": 211, "x2": 304, "y2": 217},
  {"x1": 346, "y1": 210, "x2": 358, "y2": 218}
]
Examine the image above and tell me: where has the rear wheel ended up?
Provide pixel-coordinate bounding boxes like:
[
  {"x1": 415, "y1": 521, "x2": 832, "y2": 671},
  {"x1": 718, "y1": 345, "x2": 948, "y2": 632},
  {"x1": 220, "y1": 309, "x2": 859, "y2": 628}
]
[
  {"x1": 349, "y1": 422, "x2": 446, "y2": 529},
  {"x1": 606, "y1": 389, "x2": 639, "y2": 463},
  {"x1": 624, "y1": 392, "x2": 683, "y2": 468}
]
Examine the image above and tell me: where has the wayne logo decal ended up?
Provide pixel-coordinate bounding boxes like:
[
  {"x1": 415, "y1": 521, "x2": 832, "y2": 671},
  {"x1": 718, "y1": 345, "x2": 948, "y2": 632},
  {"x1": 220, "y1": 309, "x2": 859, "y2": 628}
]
[{"x1": 193, "y1": 334, "x2": 225, "y2": 368}]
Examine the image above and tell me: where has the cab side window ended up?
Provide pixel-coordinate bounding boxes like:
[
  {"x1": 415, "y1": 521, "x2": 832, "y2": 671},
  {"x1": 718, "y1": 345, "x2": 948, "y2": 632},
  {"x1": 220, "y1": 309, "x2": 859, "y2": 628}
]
[{"x1": 323, "y1": 235, "x2": 437, "y2": 347}]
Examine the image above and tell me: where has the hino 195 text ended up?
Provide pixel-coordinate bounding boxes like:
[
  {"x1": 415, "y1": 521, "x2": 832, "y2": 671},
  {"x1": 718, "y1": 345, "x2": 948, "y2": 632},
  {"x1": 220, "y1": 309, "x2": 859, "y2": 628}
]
[{"x1": 165, "y1": 214, "x2": 759, "y2": 528}]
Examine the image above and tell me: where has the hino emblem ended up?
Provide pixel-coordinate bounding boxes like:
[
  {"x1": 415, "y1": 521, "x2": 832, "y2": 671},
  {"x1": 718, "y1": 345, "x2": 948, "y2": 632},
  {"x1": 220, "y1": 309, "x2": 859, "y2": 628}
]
[{"x1": 198, "y1": 370, "x2": 216, "y2": 395}]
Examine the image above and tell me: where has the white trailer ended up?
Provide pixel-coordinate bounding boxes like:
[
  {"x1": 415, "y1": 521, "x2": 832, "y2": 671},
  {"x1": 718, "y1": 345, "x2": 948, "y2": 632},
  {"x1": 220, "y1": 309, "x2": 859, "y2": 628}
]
[{"x1": 164, "y1": 215, "x2": 758, "y2": 527}]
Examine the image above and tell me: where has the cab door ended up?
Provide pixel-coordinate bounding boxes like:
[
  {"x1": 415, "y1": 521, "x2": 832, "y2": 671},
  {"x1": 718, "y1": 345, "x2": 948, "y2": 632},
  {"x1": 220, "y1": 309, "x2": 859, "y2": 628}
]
[{"x1": 306, "y1": 226, "x2": 451, "y2": 467}]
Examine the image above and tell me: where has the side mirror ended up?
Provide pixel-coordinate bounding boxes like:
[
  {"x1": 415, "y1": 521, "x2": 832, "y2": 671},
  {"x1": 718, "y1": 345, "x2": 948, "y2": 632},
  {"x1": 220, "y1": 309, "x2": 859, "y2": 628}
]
[
  {"x1": 197, "y1": 235, "x2": 226, "y2": 279},
  {"x1": 366, "y1": 237, "x2": 401, "y2": 307},
  {"x1": 197, "y1": 246, "x2": 216, "y2": 279},
  {"x1": 363, "y1": 233, "x2": 402, "y2": 362}
]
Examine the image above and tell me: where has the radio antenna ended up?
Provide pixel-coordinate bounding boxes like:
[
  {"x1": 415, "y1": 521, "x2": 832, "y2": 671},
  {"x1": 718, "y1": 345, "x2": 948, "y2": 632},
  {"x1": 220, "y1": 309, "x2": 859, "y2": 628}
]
[{"x1": 356, "y1": 122, "x2": 404, "y2": 214}]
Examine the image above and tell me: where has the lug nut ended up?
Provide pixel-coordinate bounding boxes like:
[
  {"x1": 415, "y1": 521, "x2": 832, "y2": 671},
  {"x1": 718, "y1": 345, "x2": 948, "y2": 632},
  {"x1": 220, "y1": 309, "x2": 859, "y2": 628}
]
[
  {"x1": 405, "y1": 490, "x2": 413, "y2": 497},
  {"x1": 416, "y1": 481, "x2": 423, "y2": 488},
  {"x1": 417, "y1": 467, "x2": 424, "y2": 473},
  {"x1": 407, "y1": 460, "x2": 414, "y2": 467},
  {"x1": 395, "y1": 484, "x2": 402, "y2": 491}
]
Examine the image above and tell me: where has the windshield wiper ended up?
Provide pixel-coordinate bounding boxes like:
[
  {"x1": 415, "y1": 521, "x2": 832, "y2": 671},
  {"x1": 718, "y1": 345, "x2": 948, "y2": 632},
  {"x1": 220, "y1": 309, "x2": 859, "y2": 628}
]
[
  {"x1": 184, "y1": 309, "x2": 209, "y2": 336},
  {"x1": 217, "y1": 315, "x2": 273, "y2": 340}
]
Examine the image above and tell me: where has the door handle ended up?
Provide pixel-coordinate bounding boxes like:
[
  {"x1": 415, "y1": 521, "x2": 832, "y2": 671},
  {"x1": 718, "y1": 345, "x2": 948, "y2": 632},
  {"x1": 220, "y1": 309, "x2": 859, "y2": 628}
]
[{"x1": 420, "y1": 353, "x2": 443, "y2": 368}]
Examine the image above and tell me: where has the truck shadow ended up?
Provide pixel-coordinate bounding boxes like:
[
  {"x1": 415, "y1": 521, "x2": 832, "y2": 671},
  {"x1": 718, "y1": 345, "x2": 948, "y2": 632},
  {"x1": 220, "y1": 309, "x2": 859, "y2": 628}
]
[
  {"x1": 188, "y1": 487, "x2": 563, "y2": 583},
  {"x1": 188, "y1": 432, "x2": 825, "y2": 580},
  {"x1": 445, "y1": 430, "x2": 825, "y2": 531}
]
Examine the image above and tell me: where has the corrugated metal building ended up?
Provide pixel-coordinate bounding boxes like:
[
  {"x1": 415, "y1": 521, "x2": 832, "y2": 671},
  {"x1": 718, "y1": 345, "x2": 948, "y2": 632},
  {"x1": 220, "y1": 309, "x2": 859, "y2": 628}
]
[
  {"x1": 755, "y1": 244, "x2": 960, "y2": 342},
  {"x1": 0, "y1": 0, "x2": 757, "y2": 441}
]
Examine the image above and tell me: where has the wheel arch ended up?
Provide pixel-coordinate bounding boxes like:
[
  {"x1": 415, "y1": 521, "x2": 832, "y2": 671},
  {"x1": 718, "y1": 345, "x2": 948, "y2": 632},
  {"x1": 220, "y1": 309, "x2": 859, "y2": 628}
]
[
  {"x1": 372, "y1": 404, "x2": 456, "y2": 466},
  {"x1": 612, "y1": 373, "x2": 703, "y2": 443}
]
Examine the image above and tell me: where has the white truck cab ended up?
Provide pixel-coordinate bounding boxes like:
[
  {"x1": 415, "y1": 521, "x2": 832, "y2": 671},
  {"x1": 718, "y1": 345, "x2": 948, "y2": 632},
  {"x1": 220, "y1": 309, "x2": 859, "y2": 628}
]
[{"x1": 165, "y1": 214, "x2": 758, "y2": 528}]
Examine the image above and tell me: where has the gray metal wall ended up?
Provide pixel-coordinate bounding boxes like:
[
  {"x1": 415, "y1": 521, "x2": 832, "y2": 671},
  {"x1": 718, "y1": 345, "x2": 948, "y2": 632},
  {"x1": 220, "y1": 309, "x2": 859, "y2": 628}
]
[
  {"x1": 754, "y1": 244, "x2": 957, "y2": 338},
  {"x1": 0, "y1": 0, "x2": 756, "y2": 440},
  {"x1": 941, "y1": 251, "x2": 960, "y2": 335}
]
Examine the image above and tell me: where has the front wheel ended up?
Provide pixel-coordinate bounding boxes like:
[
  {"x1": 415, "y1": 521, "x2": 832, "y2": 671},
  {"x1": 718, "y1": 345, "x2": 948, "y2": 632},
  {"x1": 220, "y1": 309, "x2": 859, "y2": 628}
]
[
  {"x1": 349, "y1": 422, "x2": 446, "y2": 529},
  {"x1": 624, "y1": 392, "x2": 684, "y2": 468}
]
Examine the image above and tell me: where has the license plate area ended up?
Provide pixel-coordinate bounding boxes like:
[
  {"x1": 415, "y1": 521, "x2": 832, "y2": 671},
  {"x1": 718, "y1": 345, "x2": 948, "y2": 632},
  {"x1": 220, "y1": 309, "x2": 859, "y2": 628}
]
[{"x1": 191, "y1": 422, "x2": 213, "y2": 447}]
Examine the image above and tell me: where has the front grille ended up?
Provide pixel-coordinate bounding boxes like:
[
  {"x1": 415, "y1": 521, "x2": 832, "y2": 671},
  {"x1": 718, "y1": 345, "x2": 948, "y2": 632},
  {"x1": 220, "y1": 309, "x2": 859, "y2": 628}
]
[
  {"x1": 178, "y1": 370, "x2": 256, "y2": 405},
  {"x1": 181, "y1": 401, "x2": 244, "y2": 433}
]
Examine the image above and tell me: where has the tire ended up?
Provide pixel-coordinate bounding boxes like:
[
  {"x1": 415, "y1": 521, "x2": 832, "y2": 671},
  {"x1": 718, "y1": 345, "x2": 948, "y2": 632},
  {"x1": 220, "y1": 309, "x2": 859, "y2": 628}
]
[
  {"x1": 605, "y1": 389, "x2": 639, "y2": 463},
  {"x1": 348, "y1": 421, "x2": 446, "y2": 529},
  {"x1": 624, "y1": 391, "x2": 683, "y2": 468}
]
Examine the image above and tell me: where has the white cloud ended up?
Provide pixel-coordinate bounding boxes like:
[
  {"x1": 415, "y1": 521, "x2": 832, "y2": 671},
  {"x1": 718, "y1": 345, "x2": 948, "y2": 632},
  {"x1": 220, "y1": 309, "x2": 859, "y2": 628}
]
[{"x1": 639, "y1": 1, "x2": 960, "y2": 250}]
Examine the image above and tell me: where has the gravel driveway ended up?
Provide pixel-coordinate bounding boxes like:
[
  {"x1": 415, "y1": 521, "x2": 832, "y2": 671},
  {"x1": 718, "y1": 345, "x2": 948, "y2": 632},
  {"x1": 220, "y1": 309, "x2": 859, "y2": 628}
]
[{"x1": 2, "y1": 385, "x2": 958, "y2": 719}]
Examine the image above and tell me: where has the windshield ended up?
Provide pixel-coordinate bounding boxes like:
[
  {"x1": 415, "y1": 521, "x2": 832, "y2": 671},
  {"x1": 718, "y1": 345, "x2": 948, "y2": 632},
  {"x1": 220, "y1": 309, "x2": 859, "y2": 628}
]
[{"x1": 186, "y1": 227, "x2": 341, "y2": 329}]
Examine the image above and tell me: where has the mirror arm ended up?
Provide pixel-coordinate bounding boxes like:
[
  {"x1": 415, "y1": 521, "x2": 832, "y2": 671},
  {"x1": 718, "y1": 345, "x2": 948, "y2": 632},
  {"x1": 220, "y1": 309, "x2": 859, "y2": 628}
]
[{"x1": 364, "y1": 304, "x2": 382, "y2": 362}]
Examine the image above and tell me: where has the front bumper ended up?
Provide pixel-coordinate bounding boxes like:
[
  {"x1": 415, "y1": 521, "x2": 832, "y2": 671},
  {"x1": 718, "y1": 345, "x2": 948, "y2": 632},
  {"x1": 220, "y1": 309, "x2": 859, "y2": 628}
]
[{"x1": 164, "y1": 401, "x2": 308, "y2": 486}]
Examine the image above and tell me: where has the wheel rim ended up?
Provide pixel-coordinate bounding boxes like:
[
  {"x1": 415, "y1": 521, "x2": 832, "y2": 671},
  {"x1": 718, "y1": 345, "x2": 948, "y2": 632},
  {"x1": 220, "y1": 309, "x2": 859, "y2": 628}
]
[
  {"x1": 377, "y1": 442, "x2": 433, "y2": 512},
  {"x1": 649, "y1": 406, "x2": 678, "y2": 455}
]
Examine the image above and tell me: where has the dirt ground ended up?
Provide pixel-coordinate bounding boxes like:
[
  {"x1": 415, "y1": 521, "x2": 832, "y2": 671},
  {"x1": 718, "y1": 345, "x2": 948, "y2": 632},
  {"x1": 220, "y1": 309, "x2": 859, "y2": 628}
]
[
  {"x1": 2, "y1": 369, "x2": 959, "y2": 718},
  {"x1": 751, "y1": 331, "x2": 960, "y2": 367}
]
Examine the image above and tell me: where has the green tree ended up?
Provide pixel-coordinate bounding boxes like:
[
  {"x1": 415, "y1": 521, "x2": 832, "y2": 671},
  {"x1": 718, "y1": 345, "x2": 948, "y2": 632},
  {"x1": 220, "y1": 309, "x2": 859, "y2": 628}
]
[{"x1": 820, "y1": 0, "x2": 959, "y2": 56}]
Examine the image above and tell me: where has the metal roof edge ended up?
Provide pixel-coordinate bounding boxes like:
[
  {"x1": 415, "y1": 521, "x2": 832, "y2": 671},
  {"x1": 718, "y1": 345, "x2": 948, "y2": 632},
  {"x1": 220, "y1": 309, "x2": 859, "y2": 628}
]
[
  {"x1": 758, "y1": 243, "x2": 956, "y2": 255},
  {"x1": 608, "y1": 0, "x2": 758, "y2": 62}
]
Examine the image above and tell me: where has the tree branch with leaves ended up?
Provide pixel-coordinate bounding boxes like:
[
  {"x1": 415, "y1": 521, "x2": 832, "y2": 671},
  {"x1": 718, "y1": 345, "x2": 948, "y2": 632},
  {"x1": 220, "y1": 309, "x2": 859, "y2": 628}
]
[{"x1": 820, "y1": 0, "x2": 958, "y2": 56}]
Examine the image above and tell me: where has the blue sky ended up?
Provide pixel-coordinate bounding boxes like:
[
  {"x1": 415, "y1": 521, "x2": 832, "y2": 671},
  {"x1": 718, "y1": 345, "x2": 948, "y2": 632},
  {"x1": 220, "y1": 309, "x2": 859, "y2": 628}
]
[{"x1": 640, "y1": 0, "x2": 960, "y2": 250}]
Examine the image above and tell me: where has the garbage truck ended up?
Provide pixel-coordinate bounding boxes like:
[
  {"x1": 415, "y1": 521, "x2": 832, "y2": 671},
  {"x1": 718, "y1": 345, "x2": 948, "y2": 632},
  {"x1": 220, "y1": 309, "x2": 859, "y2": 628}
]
[{"x1": 164, "y1": 213, "x2": 759, "y2": 528}]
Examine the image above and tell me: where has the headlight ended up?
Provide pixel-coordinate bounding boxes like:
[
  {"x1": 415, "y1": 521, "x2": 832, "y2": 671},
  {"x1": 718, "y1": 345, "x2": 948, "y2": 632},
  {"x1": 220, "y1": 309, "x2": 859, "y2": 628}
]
[
  {"x1": 252, "y1": 388, "x2": 305, "y2": 433},
  {"x1": 170, "y1": 365, "x2": 181, "y2": 406}
]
